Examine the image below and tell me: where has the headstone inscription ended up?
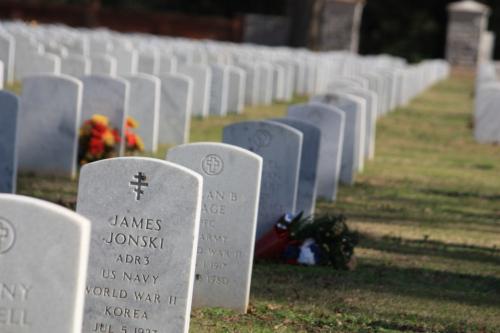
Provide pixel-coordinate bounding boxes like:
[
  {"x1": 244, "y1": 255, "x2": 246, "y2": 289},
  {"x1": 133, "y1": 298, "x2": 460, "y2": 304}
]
[
  {"x1": 167, "y1": 142, "x2": 262, "y2": 313},
  {"x1": 77, "y1": 157, "x2": 203, "y2": 333},
  {"x1": 223, "y1": 121, "x2": 302, "y2": 240},
  {"x1": 0, "y1": 194, "x2": 90, "y2": 333}
]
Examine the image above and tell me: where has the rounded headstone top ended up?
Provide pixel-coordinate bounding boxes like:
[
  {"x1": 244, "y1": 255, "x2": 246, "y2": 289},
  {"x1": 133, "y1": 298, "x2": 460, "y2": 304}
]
[{"x1": 448, "y1": 0, "x2": 490, "y2": 14}]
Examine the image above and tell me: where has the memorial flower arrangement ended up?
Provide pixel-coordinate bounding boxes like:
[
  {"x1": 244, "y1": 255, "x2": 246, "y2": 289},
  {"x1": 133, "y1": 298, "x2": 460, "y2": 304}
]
[
  {"x1": 255, "y1": 212, "x2": 358, "y2": 270},
  {"x1": 78, "y1": 114, "x2": 144, "y2": 165}
]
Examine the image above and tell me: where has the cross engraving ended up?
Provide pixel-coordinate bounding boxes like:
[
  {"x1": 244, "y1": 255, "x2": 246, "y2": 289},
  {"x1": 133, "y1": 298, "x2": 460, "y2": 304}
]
[
  {"x1": 129, "y1": 172, "x2": 149, "y2": 200},
  {"x1": 0, "y1": 225, "x2": 8, "y2": 248}
]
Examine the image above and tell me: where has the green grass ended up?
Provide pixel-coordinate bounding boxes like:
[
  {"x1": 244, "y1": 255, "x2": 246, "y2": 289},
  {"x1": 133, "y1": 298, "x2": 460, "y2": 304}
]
[{"x1": 16, "y1": 72, "x2": 500, "y2": 332}]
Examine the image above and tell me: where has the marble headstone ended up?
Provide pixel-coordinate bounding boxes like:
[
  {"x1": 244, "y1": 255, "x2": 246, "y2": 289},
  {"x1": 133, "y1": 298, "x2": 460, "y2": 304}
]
[
  {"x1": 168, "y1": 142, "x2": 262, "y2": 313},
  {"x1": 0, "y1": 194, "x2": 90, "y2": 333},
  {"x1": 81, "y1": 75, "x2": 129, "y2": 155},
  {"x1": 0, "y1": 91, "x2": 18, "y2": 193},
  {"x1": 124, "y1": 74, "x2": 160, "y2": 152},
  {"x1": 209, "y1": 64, "x2": 229, "y2": 116},
  {"x1": 227, "y1": 66, "x2": 246, "y2": 114},
  {"x1": 271, "y1": 118, "x2": 320, "y2": 217},
  {"x1": 223, "y1": 121, "x2": 302, "y2": 239},
  {"x1": 61, "y1": 54, "x2": 91, "y2": 77},
  {"x1": 18, "y1": 74, "x2": 82, "y2": 178},
  {"x1": 158, "y1": 73, "x2": 193, "y2": 145},
  {"x1": 287, "y1": 103, "x2": 345, "y2": 201},
  {"x1": 0, "y1": 31, "x2": 14, "y2": 84},
  {"x1": 177, "y1": 64, "x2": 211, "y2": 118},
  {"x1": 90, "y1": 54, "x2": 117, "y2": 76},
  {"x1": 312, "y1": 93, "x2": 366, "y2": 184},
  {"x1": 77, "y1": 157, "x2": 202, "y2": 333}
]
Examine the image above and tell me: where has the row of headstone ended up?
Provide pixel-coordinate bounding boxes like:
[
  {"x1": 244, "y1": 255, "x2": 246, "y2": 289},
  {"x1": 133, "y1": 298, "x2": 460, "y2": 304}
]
[{"x1": 1, "y1": 144, "x2": 265, "y2": 332}]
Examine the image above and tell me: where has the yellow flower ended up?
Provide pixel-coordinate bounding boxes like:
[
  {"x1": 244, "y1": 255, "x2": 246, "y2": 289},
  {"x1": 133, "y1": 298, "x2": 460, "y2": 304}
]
[
  {"x1": 136, "y1": 136, "x2": 144, "y2": 151},
  {"x1": 102, "y1": 130, "x2": 115, "y2": 146},
  {"x1": 91, "y1": 114, "x2": 109, "y2": 126},
  {"x1": 127, "y1": 117, "x2": 139, "y2": 129}
]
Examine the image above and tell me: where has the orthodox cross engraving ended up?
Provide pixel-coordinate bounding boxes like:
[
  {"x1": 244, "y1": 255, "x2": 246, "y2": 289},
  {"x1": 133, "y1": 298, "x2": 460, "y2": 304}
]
[{"x1": 129, "y1": 172, "x2": 149, "y2": 200}]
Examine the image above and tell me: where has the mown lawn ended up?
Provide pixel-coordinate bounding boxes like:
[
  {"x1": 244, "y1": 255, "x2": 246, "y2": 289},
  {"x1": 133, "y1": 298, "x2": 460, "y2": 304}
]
[{"x1": 15, "y1": 72, "x2": 500, "y2": 332}]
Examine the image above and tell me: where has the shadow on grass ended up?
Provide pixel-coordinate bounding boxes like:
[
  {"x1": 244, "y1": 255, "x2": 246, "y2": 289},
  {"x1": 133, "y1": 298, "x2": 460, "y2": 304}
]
[
  {"x1": 252, "y1": 261, "x2": 500, "y2": 310},
  {"x1": 359, "y1": 232, "x2": 500, "y2": 266}
]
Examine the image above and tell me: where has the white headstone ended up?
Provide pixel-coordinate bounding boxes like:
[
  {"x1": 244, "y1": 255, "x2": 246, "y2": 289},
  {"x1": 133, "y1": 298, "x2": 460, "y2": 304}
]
[
  {"x1": 77, "y1": 157, "x2": 202, "y2": 333},
  {"x1": 227, "y1": 66, "x2": 246, "y2": 114},
  {"x1": 167, "y1": 142, "x2": 262, "y2": 313},
  {"x1": 158, "y1": 73, "x2": 193, "y2": 145},
  {"x1": 90, "y1": 54, "x2": 117, "y2": 76},
  {"x1": 287, "y1": 103, "x2": 345, "y2": 201},
  {"x1": 18, "y1": 74, "x2": 82, "y2": 178},
  {"x1": 80, "y1": 75, "x2": 129, "y2": 155},
  {"x1": 0, "y1": 31, "x2": 15, "y2": 84},
  {"x1": 223, "y1": 121, "x2": 302, "y2": 239},
  {"x1": 177, "y1": 64, "x2": 211, "y2": 118},
  {"x1": 61, "y1": 54, "x2": 91, "y2": 77},
  {"x1": 0, "y1": 194, "x2": 90, "y2": 333},
  {"x1": 209, "y1": 64, "x2": 229, "y2": 116},
  {"x1": 124, "y1": 73, "x2": 160, "y2": 152}
]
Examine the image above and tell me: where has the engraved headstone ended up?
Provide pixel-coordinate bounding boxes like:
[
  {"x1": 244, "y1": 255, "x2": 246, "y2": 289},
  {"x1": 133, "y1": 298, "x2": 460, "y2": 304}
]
[
  {"x1": 0, "y1": 194, "x2": 90, "y2": 333},
  {"x1": 18, "y1": 74, "x2": 82, "y2": 178},
  {"x1": 223, "y1": 121, "x2": 302, "y2": 239},
  {"x1": 272, "y1": 118, "x2": 320, "y2": 217},
  {"x1": 158, "y1": 73, "x2": 193, "y2": 145},
  {"x1": 80, "y1": 75, "x2": 129, "y2": 155},
  {"x1": 0, "y1": 91, "x2": 18, "y2": 193},
  {"x1": 167, "y1": 142, "x2": 262, "y2": 313},
  {"x1": 77, "y1": 157, "x2": 202, "y2": 333},
  {"x1": 177, "y1": 64, "x2": 211, "y2": 117},
  {"x1": 312, "y1": 93, "x2": 366, "y2": 185},
  {"x1": 124, "y1": 73, "x2": 160, "y2": 152},
  {"x1": 287, "y1": 103, "x2": 345, "y2": 201}
]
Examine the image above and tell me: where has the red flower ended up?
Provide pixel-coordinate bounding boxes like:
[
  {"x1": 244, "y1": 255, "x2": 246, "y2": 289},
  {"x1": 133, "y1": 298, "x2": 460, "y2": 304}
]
[
  {"x1": 89, "y1": 137, "x2": 105, "y2": 156},
  {"x1": 125, "y1": 130, "x2": 137, "y2": 148}
]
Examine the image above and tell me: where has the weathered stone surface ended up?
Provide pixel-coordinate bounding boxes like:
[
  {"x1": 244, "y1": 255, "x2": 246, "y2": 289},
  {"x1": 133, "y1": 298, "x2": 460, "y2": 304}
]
[
  {"x1": 223, "y1": 121, "x2": 302, "y2": 239},
  {"x1": 77, "y1": 157, "x2": 203, "y2": 333},
  {"x1": 167, "y1": 142, "x2": 262, "y2": 313},
  {"x1": 0, "y1": 194, "x2": 90, "y2": 333}
]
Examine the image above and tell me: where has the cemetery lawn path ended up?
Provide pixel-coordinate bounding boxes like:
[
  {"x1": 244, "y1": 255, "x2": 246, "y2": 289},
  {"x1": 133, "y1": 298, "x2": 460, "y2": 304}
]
[{"x1": 17, "y1": 72, "x2": 500, "y2": 332}]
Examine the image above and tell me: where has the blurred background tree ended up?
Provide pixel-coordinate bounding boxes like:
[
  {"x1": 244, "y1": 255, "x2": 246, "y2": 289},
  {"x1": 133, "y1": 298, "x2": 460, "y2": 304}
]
[{"x1": 5, "y1": 0, "x2": 500, "y2": 61}]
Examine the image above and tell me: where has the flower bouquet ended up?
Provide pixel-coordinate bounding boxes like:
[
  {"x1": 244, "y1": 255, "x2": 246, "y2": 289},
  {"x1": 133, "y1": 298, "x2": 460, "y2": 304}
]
[
  {"x1": 78, "y1": 114, "x2": 120, "y2": 165},
  {"x1": 124, "y1": 117, "x2": 144, "y2": 154},
  {"x1": 255, "y1": 213, "x2": 359, "y2": 270},
  {"x1": 79, "y1": 115, "x2": 144, "y2": 165}
]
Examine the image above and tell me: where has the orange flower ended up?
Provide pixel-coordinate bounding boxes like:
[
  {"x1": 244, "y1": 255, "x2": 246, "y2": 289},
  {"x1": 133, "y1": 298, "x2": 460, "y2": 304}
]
[
  {"x1": 126, "y1": 117, "x2": 139, "y2": 129},
  {"x1": 91, "y1": 114, "x2": 109, "y2": 127},
  {"x1": 125, "y1": 130, "x2": 137, "y2": 148}
]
